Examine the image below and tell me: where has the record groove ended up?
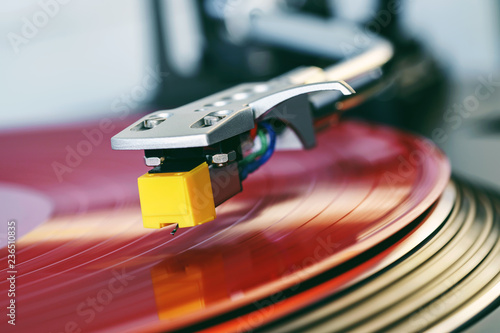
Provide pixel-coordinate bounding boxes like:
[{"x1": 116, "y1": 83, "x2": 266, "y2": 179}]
[{"x1": 256, "y1": 180, "x2": 500, "y2": 333}]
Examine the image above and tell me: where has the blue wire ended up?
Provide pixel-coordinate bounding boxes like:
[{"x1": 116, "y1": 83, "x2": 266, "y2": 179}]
[
  {"x1": 252, "y1": 122, "x2": 276, "y2": 166},
  {"x1": 240, "y1": 122, "x2": 276, "y2": 180}
]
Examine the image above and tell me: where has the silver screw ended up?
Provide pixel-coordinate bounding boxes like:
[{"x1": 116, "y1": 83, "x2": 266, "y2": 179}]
[
  {"x1": 211, "y1": 151, "x2": 237, "y2": 165},
  {"x1": 203, "y1": 116, "x2": 221, "y2": 126},
  {"x1": 144, "y1": 117, "x2": 165, "y2": 129},
  {"x1": 144, "y1": 156, "x2": 164, "y2": 167},
  {"x1": 212, "y1": 154, "x2": 229, "y2": 164}
]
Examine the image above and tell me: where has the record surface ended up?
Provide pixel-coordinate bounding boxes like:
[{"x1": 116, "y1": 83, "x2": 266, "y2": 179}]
[
  {"x1": 232, "y1": 180, "x2": 500, "y2": 333},
  {"x1": 0, "y1": 119, "x2": 450, "y2": 332}
]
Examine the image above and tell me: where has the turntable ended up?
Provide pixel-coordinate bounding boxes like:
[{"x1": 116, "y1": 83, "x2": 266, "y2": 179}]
[{"x1": 1, "y1": 1, "x2": 500, "y2": 332}]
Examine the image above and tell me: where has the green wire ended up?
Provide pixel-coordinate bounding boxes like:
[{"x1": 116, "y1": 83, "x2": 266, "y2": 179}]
[{"x1": 240, "y1": 128, "x2": 268, "y2": 166}]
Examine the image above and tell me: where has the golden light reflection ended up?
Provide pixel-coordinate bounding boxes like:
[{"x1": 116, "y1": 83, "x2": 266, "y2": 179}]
[
  {"x1": 151, "y1": 253, "x2": 229, "y2": 320},
  {"x1": 19, "y1": 207, "x2": 151, "y2": 244}
]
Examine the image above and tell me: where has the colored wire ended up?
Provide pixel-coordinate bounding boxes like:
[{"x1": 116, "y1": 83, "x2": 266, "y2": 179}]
[
  {"x1": 240, "y1": 127, "x2": 268, "y2": 166},
  {"x1": 240, "y1": 122, "x2": 276, "y2": 180}
]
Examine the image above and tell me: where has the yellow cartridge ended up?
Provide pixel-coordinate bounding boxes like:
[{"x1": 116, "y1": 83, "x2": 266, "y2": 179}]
[{"x1": 138, "y1": 162, "x2": 216, "y2": 229}]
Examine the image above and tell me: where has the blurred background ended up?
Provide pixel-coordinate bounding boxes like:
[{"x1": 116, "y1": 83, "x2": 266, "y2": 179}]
[{"x1": 1, "y1": 0, "x2": 500, "y2": 188}]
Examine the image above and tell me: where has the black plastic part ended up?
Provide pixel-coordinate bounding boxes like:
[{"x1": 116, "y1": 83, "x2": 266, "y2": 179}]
[{"x1": 147, "y1": 135, "x2": 245, "y2": 174}]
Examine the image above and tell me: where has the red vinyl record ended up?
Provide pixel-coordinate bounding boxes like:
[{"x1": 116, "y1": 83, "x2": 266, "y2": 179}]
[{"x1": 0, "y1": 119, "x2": 450, "y2": 332}]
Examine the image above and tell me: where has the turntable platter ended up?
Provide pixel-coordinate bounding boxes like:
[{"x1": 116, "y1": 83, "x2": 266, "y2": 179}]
[{"x1": 0, "y1": 120, "x2": 450, "y2": 332}]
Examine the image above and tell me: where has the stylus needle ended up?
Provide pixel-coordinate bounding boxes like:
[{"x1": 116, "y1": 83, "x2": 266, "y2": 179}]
[{"x1": 170, "y1": 224, "x2": 179, "y2": 236}]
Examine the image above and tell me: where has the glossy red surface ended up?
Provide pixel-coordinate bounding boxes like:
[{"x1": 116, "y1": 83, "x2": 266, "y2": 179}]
[{"x1": 0, "y1": 118, "x2": 449, "y2": 332}]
